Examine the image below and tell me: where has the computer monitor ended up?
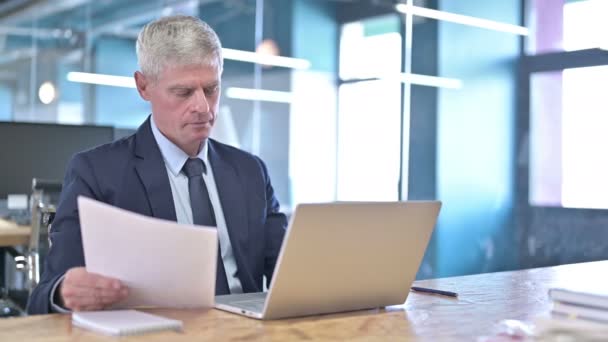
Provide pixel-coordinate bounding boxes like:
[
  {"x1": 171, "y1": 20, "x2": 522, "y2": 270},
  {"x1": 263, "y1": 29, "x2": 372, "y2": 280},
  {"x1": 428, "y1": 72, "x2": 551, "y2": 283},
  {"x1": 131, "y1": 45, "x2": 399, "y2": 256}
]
[{"x1": 0, "y1": 121, "x2": 115, "y2": 198}]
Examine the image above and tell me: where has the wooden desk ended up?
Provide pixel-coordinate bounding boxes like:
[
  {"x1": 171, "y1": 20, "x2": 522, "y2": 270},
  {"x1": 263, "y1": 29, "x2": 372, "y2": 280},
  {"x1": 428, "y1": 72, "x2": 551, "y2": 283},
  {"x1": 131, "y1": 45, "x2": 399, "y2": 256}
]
[
  {"x1": 0, "y1": 219, "x2": 30, "y2": 247},
  {"x1": 1, "y1": 260, "x2": 606, "y2": 341}
]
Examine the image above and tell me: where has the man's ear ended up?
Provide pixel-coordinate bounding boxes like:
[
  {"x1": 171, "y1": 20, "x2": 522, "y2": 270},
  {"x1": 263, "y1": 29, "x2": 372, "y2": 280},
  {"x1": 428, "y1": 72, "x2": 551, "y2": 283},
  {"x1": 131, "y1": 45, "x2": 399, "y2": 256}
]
[{"x1": 134, "y1": 71, "x2": 151, "y2": 100}]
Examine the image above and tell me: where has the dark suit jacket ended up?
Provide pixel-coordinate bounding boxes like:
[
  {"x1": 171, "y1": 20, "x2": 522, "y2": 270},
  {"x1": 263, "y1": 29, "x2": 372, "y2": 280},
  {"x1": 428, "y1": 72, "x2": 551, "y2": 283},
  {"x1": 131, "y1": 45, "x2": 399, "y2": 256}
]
[{"x1": 27, "y1": 117, "x2": 287, "y2": 315}]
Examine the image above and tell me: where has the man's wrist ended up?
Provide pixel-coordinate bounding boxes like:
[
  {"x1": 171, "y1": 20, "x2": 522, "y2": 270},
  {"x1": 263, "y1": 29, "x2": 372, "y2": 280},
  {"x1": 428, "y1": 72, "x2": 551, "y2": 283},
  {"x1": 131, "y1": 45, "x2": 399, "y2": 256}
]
[
  {"x1": 49, "y1": 274, "x2": 70, "y2": 313},
  {"x1": 53, "y1": 281, "x2": 64, "y2": 307}
]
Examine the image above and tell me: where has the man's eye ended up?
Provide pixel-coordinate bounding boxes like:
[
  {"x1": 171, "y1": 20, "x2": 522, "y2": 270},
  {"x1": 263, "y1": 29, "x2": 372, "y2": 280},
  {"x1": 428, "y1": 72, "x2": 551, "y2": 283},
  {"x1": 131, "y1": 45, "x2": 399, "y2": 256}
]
[
  {"x1": 175, "y1": 90, "x2": 192, "y2": 97},
  {"x1": 205, "y1": 87, "x2": 218, "y2": 96}
]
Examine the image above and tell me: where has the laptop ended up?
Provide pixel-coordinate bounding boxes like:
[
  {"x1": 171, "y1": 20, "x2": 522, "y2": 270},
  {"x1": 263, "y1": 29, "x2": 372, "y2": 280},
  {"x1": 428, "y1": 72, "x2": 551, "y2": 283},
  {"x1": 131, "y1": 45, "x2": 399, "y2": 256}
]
[{"x1": 214, "y1": 201, "x2": 441, "y2": 320}]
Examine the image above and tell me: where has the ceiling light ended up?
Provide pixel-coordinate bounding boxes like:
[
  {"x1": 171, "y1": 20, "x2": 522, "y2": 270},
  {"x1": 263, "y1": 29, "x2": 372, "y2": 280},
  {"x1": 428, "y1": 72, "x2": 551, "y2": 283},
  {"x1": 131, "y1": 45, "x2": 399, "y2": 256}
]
[
  {"x1": 67, "y1": 72, "x2": 136, "y2": 88},
  {"x1": 38, "y1": 81, "x2": 57, "y2": 104},
  {"x1": 395, "y1": 3, "x2": 529, "y2": 36},
  {"x1": 222, "y1": 48, "x2": 311, "y2": 69},
  {"x1": 392, "y1": 73, "x2": 462, "y2": 89},
  {"x1": 255, "y1": 39, "x2": 281, "y2": 68},
  {"x1": 226, "y1": 87, "x2": 293, "y2": 103}
]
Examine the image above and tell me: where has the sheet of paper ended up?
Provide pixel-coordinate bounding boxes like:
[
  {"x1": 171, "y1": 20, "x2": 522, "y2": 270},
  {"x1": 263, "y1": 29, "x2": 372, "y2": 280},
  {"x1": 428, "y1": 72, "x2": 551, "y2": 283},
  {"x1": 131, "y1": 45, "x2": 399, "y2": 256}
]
[{"x1": 78, "y1": 196, "x2": 217, "y2": 309}]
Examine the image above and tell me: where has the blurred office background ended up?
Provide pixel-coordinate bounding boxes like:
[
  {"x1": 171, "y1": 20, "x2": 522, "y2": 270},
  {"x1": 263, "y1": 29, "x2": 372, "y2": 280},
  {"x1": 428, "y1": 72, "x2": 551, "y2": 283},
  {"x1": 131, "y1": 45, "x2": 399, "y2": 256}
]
[{"x1": 0, "y1": 0, "x2": 607, "y2": 280}]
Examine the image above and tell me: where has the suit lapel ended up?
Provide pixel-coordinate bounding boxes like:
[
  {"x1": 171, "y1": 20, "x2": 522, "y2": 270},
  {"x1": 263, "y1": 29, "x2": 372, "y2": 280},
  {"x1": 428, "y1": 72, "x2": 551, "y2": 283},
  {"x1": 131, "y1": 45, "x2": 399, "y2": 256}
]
[
  {"x1": 133, "y1": 117, "x2": 177, "y2": 221},
  {"x1": 208, "y1": 141, "x2": 249, "y2": 252}
]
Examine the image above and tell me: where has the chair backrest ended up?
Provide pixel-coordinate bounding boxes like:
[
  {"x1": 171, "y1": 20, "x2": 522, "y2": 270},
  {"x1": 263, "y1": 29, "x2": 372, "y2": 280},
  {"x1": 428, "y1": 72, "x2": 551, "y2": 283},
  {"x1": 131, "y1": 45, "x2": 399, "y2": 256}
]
[{"x1": 27, "y1": 178, "x2": 62, "y2": 289}]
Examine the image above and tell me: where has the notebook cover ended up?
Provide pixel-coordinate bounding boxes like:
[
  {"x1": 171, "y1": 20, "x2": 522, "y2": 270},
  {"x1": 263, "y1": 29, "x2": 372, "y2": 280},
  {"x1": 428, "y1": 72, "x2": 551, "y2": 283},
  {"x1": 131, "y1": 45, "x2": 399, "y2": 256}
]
[
  {"x1": 72, "y1": 310, "x2": 183, "y2": 336},
  {"x1": 549, "y1": 287, "x2": 608, "y2": 311}
]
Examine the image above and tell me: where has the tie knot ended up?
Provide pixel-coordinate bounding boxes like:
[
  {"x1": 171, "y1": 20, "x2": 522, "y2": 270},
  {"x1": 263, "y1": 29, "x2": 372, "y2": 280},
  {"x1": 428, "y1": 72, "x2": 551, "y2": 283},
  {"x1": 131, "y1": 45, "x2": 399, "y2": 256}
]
[{"x1": 182, "y1": 158, "x2": 206, "y2": 178}]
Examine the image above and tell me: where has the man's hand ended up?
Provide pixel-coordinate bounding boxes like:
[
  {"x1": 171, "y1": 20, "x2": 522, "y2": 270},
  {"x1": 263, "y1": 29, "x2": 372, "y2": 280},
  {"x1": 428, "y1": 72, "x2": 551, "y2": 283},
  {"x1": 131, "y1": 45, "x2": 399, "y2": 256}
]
[{"x1": 59, "y1": 267, "x2": 128, "y2": 311}]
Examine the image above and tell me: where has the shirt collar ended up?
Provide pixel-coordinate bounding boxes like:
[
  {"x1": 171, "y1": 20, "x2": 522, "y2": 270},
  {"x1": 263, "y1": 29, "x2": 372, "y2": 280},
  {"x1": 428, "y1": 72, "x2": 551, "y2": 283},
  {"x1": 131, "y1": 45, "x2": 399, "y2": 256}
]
[{"x1": 150, "y1": 117, "x2": 209, "y2": 177}]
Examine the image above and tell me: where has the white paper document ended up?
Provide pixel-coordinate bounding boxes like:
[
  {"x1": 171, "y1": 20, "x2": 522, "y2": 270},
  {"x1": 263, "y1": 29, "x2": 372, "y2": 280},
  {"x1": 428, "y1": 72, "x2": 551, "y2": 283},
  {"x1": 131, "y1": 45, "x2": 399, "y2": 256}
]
[{"x1": 78, "y1": 196, "x2": 217, "y2": 309}]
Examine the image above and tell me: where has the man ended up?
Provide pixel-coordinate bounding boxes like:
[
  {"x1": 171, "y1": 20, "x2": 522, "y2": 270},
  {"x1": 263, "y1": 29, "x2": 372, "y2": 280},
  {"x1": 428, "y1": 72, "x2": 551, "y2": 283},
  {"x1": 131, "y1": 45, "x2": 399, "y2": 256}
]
[{"x1": 27, "y1": 15, "x2": 287, "y2": 314}]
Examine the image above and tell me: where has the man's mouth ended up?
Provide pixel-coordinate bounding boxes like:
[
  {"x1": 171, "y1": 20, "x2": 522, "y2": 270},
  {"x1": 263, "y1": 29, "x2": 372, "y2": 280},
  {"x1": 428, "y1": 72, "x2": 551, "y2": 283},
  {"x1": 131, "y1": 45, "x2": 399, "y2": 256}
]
[{"x1": 191, "y1": 121, "x2": 210, "y2": 126}]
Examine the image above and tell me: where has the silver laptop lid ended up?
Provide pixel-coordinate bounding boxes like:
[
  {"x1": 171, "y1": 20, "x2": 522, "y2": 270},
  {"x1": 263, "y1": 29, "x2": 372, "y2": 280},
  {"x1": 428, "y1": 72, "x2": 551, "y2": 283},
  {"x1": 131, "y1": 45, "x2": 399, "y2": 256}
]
[{"x1": 262, "y1": 201, "x2": 441, "y2": 320}]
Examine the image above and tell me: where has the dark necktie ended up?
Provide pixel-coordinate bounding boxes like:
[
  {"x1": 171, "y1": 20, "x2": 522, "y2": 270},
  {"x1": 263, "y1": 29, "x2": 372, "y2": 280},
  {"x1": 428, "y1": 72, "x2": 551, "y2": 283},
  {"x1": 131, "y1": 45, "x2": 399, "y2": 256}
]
[{"x1": 182, "y1": 158, "x2": 230, "y2": 295}]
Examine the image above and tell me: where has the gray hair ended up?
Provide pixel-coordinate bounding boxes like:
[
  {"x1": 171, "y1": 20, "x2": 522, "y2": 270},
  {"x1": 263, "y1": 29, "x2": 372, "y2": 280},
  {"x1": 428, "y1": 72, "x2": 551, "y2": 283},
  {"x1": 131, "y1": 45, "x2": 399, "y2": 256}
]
[{"x1": 136, "y1": 15, "x2": 223, "y2": 79}]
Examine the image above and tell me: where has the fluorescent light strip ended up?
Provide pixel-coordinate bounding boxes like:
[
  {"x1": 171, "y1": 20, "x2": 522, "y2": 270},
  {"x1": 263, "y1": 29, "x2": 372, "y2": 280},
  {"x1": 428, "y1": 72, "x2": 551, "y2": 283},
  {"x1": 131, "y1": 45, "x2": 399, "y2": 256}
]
[
  {"x1": 395, "y1": 3, "x2": 529, "y2": 36},
  {"x1": 66, "y1": 72, "x2": 299, "y2": 102},
  {"x1": 374, "y1": 72, "x2": 462, "y2": 89},
  {"x1": 396, "y1": 73, "x2": 462, "y2": 89},
  {"x1": 67, "y1": 72, "x2": 135, "y2": 88},
  {"x1": 67, "y1": 70, "x2": 458, "y2": 94},
  {"x1": 222, "y1": 48, "x2": 311, "y2": 69},
  {"x1": 226, "y1": 87, "x2": 293, "y2": 103}
]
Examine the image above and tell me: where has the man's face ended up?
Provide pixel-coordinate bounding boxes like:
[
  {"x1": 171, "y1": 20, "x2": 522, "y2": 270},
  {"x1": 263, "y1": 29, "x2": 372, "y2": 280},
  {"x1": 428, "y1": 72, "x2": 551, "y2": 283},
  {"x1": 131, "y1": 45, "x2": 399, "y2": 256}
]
[{"x1": 135, "y1": 63, "x2": 221, "y2": 155}]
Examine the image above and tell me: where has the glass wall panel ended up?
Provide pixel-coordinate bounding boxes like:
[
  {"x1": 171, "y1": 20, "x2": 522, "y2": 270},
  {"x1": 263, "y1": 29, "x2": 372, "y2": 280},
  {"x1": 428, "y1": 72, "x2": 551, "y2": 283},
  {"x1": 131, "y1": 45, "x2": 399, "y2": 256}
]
[
  {"x1": 530, "y1": 66, "x2": 608, "y2": 209},
  {"x1": 526, "y1": 0, "x2": 607, "y2": 54}
]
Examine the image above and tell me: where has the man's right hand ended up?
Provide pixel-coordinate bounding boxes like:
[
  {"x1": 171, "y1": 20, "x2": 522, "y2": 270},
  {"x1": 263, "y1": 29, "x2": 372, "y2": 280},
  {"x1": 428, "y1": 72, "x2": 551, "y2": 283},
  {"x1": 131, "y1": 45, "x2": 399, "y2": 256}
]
[{"x1": 58, "y1": 267, "x2": 129, "y2": 311}]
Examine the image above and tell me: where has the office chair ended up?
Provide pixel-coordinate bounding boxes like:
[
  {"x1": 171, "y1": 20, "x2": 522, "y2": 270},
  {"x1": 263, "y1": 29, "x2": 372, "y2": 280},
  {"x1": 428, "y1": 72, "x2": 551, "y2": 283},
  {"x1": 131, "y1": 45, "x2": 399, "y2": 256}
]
[
  {"x1": 26, "y1": 179, "x2": 61, "y2": 290},
  {"x1": 2, "y1": 179, "x2": 61, "y2": 314}
]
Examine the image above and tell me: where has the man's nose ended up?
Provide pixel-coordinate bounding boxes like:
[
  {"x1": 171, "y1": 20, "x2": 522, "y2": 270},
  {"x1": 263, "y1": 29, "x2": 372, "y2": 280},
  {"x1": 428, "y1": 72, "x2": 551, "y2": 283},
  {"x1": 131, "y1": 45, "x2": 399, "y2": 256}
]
[{"x1": 192, "y1": 90, "x2": 210, "y2": 113}]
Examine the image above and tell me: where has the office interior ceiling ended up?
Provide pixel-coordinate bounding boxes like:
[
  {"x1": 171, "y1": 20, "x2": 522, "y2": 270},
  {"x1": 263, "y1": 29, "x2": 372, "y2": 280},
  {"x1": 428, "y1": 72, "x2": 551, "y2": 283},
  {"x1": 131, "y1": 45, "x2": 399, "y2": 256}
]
[
  {"x1": 0, "y1": 0, "x2": 377, "y2": 68},
  {"x1": 0, "y1": 0, "x2": 248, "y2": 65},
  {"x1": 0, "y1": 0, "x2": 243, "y2": 34}
]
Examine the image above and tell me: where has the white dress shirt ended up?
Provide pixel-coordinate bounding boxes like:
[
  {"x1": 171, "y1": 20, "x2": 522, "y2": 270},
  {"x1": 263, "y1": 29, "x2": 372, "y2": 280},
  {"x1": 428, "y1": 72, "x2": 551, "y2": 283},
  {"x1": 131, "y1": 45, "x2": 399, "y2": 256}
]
[{"x1": 150, "y1": 118, "x2": 243, "y2": 294}]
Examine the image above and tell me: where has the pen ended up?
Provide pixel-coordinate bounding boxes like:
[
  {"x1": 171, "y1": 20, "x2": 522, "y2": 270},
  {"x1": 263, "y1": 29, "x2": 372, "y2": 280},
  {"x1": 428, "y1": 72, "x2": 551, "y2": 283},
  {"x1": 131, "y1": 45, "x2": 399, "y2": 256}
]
[{"x1": 411, "y1": 286, "x2": 458, "y2": 298}]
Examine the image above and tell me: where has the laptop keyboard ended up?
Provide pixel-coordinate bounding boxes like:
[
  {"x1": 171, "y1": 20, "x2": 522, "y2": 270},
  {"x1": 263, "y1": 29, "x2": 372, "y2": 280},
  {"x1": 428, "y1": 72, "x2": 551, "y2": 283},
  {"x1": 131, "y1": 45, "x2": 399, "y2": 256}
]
[{"x1": 226, "y1": 292, "x2": 267, "y2": 312}]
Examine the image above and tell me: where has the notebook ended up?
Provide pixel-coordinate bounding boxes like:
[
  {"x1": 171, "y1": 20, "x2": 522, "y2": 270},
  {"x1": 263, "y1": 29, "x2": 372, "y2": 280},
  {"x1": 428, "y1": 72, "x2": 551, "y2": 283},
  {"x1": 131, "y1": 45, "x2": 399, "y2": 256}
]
[
  {"x1": 549, "y1": 288, "x2": 608, "y2": 310},
  {"x1": 552, "y1": 301, "x2": 608, "y2": 323},
  {"x1": 215, "y1": 201, "x2": 441, "y2": 320},
  {"x1": 72, "y1": 310, "x2": 183, "y2": 336}
]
